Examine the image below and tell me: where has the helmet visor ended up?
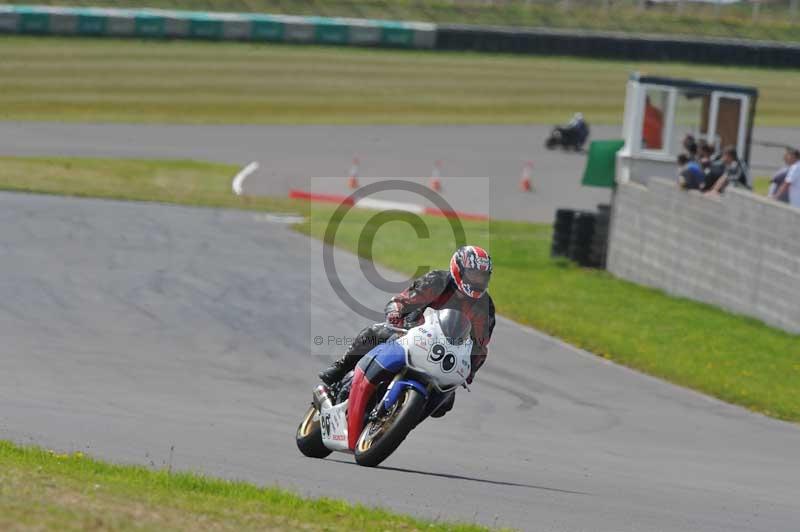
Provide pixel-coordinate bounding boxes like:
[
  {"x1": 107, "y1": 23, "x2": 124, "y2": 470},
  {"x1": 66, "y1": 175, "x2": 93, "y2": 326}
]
[
  {"x1": 437, "y1": 309, "x2": 472, "y2": 345},
  {"x1": 462, "y1": 269, "x2": 491, "y2": 293}
]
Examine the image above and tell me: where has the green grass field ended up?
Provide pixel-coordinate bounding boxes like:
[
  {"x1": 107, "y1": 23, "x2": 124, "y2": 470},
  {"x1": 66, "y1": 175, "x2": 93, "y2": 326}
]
[
  {"x1": 0, "y1": 440, "x2": 489, "y2": 532},
  {"x1": 5, "y1": 0, "x2": 800, "y2": 43},
  {"x1": 3, "y1": 36, "x2": 800, "y2": 126},
  {"x1": 2, "y1": 156, "x2": 798, "y2": 423}
]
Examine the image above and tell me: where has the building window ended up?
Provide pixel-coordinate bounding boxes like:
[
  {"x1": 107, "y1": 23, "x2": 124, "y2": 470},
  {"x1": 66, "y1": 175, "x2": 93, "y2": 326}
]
[{"x1": 671, "y1": 90, "x2": 708, "y2": 156}]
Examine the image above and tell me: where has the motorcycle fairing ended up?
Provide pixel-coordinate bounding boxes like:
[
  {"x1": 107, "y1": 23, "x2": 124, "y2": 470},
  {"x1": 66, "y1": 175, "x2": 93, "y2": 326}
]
[
  {"x1": 383, "y1": 379, "x2": 428, "y2": 412},
  {"x1": 346, "y1": 341, "x2": 407, "y2": 450},
  {"x1": 346, "y1": 367, "x2": 375, "y2": 450},
  {"x1": 319, "y1": 400, "x2": 350, "y2": 452}
]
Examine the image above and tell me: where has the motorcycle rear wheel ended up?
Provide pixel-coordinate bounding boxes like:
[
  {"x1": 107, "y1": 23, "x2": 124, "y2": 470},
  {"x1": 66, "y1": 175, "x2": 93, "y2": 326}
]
[
  {"x1": 296, "y1": 405, "x2": 333, "y2": 458},
  {"x1": 354, "y1": 387, "x2": 425, "y2": 467}
]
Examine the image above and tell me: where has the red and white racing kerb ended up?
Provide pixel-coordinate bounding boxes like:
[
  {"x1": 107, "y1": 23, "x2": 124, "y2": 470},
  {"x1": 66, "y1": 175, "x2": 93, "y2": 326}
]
[{"x1": 288, "y1": 189, "x2": 489, "y2": 221}]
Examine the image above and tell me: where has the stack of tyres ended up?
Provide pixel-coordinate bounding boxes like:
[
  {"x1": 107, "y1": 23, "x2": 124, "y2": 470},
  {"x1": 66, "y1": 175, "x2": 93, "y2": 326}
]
[
  {"x1": 568, "y1": 211, "x2": 596, "y2": 267},
  {"x1": 590, "y1": 204, "x2": 611, "y2": 268},
  {"x1": 550, "y1": 209, "x2": 575, "y2": 258}
]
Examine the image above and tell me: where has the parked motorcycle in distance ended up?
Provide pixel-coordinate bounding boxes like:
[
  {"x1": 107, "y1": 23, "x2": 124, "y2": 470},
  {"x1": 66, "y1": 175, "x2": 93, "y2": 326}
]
[{"x1": 296, "y1": 308, "x2": 472, "y2": 467}]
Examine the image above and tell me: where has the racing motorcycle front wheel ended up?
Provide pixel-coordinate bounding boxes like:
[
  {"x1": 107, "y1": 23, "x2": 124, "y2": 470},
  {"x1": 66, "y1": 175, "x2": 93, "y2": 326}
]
[
  {"x1": 354, "y1": 387, "x2": 425, "y2": 467},
  {"x1": 295, "y1": 405, "x2": 333, "y2": 458}
]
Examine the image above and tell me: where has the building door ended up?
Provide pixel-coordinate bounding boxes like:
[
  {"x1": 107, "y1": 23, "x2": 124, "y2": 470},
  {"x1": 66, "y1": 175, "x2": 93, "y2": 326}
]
[{"x1": 709, "y1": 93, "x2": 749, "y2": 157}]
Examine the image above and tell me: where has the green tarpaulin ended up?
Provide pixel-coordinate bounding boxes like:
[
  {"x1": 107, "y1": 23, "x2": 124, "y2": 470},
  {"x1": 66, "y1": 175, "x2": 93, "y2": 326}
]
[{"x1": 582, "y1": 139, "x2": 624, "y2": 188}]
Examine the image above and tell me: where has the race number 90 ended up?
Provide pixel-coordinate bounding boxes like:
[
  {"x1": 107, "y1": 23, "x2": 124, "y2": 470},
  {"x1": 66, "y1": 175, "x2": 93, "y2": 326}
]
[{"x1": 428, "y1": 343, "x2": 456, "y2": 373}]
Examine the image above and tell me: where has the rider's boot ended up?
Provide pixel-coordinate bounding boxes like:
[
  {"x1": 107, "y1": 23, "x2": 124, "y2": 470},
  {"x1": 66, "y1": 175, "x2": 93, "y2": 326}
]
[
  {"x1": 318, "y1": 353, "x2": 361, "y2": 386},
  {"x1": 318, "y1": 324, "x2": 393, "y2": 386}
]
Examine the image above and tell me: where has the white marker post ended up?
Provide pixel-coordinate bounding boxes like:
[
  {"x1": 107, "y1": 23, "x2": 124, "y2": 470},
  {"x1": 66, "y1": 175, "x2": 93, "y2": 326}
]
[{"x1": 232, "y1": 161, "x2": 259, "y2": 196}]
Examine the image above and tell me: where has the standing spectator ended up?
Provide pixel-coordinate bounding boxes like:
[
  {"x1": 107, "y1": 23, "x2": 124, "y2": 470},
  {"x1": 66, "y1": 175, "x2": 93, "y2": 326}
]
[
  {"x1": 677, "y1": 154, "x2": 704, "y2": 190},
  {"x1": 768, "y1": 147, "x2": 798, "y2": 203},
  {"x1": 705, "y1": 146, "x2": 750, "y2": 195},
  {"x1": 642, "y1": 96, "x2": 663, "y2": 150},
  {"x1": 773, "y1": 148, "x2": 800, "y2": 207}
]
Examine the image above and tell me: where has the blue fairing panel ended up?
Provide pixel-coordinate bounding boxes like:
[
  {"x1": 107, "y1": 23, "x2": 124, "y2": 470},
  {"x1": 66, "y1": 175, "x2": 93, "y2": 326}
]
[
  {"x1": 369, "y1": 341, "x2": 406, "y2": 373},
  {"x1": 384, "y1": 379, "x2": 428, "y2": 411}
]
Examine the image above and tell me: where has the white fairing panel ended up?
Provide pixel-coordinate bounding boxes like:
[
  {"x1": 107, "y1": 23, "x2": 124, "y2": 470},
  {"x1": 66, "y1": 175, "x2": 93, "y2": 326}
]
[
  {"x1": 402, "y1": 308, "x2": 471, "y2": 390},
  {"x1": 319, "y1": 400, "x2": 349, "y2": 452}
]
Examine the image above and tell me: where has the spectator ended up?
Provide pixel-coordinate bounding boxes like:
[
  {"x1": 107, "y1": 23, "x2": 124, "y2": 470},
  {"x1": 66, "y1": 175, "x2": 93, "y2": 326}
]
[
  {"x1": 773, "y1": 147, "x2": 800, "y2": 208},
  {"x1": 682, "y1": 134, "x2": 698, "y2": 160},
  {"x1": 677, "y1": 153, "x2": 704, "y2": 190},
  {"x1": 699, "y1": 143, "x2": 724, "y2": 191},
  {"x1": 768, "y1": 147, "x2": 798, "y2": 203},
  {"x1": 642, "y1": 96, "x2": 663, "y2": 150},
  {"x1": 705, "y1": 146, "x2": 750, "y2": 195}
]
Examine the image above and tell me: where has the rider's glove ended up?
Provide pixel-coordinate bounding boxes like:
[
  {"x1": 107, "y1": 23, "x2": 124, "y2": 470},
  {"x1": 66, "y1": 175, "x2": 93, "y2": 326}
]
[{"x1": 386, "y1": 311, "x2": 404, "y2": 328}]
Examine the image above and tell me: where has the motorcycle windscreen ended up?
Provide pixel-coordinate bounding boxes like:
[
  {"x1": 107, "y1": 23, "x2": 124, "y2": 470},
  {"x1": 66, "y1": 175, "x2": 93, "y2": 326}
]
[{"x1": 436, "y1": 309, "x2": 471, "y2": 346}]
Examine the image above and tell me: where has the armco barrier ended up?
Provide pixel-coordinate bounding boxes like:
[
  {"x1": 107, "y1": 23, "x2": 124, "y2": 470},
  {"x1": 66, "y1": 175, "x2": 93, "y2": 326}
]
[
  {"x1": 2, "y1": 5, "x2": 799, "y2": 67},
  {"x1": 0, "y1": 5, "x2": 436, "y2": 48}
]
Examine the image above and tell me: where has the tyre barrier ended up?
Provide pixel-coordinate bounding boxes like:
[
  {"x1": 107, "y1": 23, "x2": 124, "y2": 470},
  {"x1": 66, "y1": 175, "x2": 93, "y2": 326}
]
[
  {"x1": 590, "y1": 204, "x2": 611, "y2": 269},
  {"x1": 0, "y1": 5, "x2": 437, "y2": 49},
  {"x1": 550, "y1": 208, "x2": 576, "y2": 258},
  {"x1": 568, "y1": 211, "x2": 596, "y2": 267},
  {"x1": 435, "y1": 24, "x2": 800, "y2": 68},
  {"x1": 552, "y1": 205, "x2": 610, "y2": 268}
]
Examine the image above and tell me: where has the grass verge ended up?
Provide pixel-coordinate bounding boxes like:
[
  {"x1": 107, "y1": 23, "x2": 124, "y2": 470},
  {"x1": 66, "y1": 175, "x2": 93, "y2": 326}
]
[
  {"x1": 0, "y1": 156, "x2": 305, "y2": 213},
  {"x1": 3, "y1": 36, "x2": 800, "y2": 126},
  {"x1": 6, "y1": 0, "x2": 800, "y2": 43},
  {"x1": 2, "y1": 155, "x2": 797, "y2": 422},
  {"x1": 0, "y1": 440, "x2": 488, "y2": 531}
]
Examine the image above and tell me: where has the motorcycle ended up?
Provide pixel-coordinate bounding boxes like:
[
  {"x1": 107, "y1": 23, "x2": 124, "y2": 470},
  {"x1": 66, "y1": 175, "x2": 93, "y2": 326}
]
[
  {"x1": 295, "y1": 308, "x2": 472, "y2": 467},
  {"x1": 545, "y1": 124, "x2": 589, "y2": 151}
]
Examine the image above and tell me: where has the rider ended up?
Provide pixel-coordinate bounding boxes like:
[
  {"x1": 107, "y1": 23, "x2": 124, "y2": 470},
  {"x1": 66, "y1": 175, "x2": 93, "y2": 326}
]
[
  {"x1": 566, "y1": 112, "x2": 590, "y2": 148},
  {"x1": 319, "y1": 245, "x2": 496, "y2": 415}
]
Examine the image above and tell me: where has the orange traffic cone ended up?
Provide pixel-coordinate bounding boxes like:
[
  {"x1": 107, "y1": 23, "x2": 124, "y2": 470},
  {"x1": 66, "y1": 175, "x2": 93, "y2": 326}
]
[
  {"x1": 347, "y1": 156, "x2": 360, "y2": 189},
  {"x1": 429, "y1": 160, "x2": 442, "y2": 192},
  {"x1": 520, "y1": 161, "x2": 533, "y2": 192}
]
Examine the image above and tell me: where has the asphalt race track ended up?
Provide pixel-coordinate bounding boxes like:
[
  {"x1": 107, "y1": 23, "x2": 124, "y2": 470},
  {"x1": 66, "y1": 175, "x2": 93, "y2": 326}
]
[
  {"x1": 1, "y1": 122, "x2": 795, "y2": 222},
  {"x1": 1, "y1": 191, "x2": 798, "y2": 531}
]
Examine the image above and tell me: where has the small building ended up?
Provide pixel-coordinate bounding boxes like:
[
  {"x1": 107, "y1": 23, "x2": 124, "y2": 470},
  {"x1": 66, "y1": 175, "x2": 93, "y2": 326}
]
[{"x1": 616, "y1": 72, "x2": 758, "y2": 184}]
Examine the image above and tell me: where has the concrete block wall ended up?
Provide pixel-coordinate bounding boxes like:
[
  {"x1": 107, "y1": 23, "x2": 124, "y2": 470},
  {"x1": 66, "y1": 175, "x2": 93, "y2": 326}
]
[{"x1": 607, "y1": 177, "x2": 800, "y2": 333}]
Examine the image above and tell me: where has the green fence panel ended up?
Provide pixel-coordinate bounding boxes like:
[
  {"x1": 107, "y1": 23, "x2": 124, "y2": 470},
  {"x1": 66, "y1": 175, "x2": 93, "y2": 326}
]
[
  {"x1": 189, "y1": 17, "x2": 223, "y2": 39},
  {"x1": 251, "y1": 19, "x2": 283, "y2": 41},
  {"x1": 314, "y1": 20, "x2": 349, "y2": 44},
  {"x1": 77, "y1": 14, "x2": 107, "y2": 35},
  {"x1": 19, "y1": 12, "x2": 49, "y2": 34},
  {"x1": 135, "y1": 15, "x2": 165, "y2": 37},
  {"x1": 381, "y1": 27, "x2": 414, "y2": 47}
]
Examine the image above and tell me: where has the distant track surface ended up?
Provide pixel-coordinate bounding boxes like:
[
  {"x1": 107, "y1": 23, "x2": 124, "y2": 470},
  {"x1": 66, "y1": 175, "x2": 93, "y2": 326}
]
[
  {"x1": 0, "y1": 192, "x2": 798, "y2": 531},
  {"x1": 1, "y1": 122, "x2": 795, "y2": 222}
]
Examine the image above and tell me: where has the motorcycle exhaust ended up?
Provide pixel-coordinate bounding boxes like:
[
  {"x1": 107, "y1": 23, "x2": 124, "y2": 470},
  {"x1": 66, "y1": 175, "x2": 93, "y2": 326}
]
[{"x1": 313, "y1": 384, "x2": 333, "y2": 411}]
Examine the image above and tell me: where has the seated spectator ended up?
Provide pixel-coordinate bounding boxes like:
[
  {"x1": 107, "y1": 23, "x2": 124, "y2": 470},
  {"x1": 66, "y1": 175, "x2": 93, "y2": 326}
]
[
  {"x1": 677, "y1": 153, "x2": 704, "y2": 190},
  {"x1": 705, "y1": 146, "x2": 750, "y2": 195},
  {"x1": 773, "y1": 147, "x2": 800, "y2": 208},
  {"x1": 682, "y1": 134, "x2": 698, "y2": 160},
  {"x1": 768, "y1": 147, "x2": 798, "y2": 203},
  {"x1": 699, "y1": 144, "x2": 724, "y2": 191}
]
